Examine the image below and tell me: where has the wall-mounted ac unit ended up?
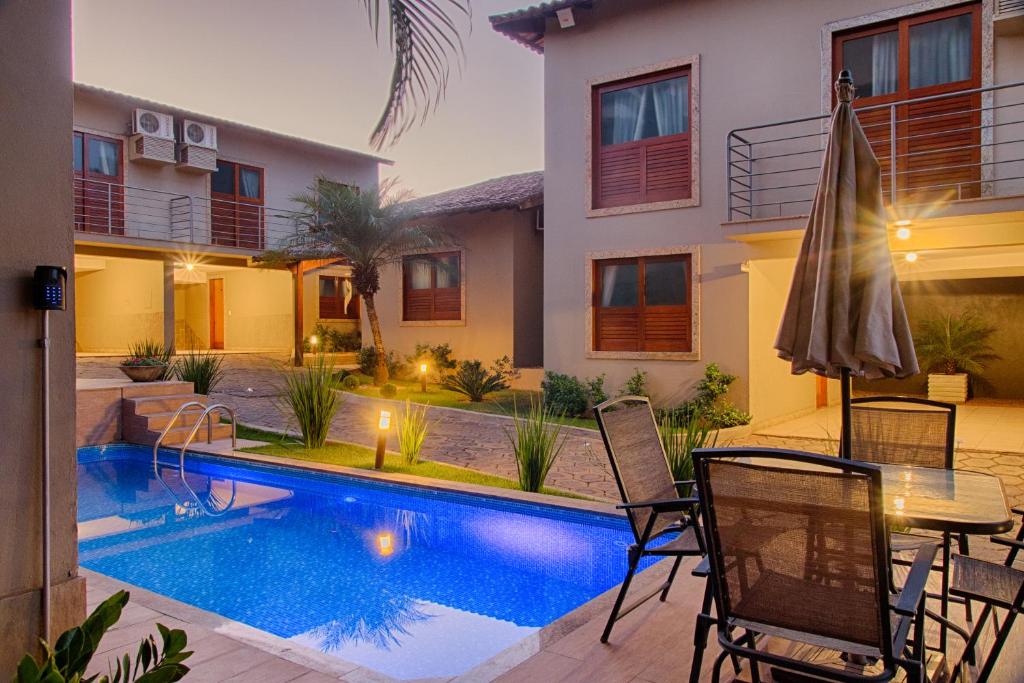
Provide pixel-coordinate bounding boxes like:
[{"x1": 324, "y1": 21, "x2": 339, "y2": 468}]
[
  {"x1": 995, "y1": 0, "x2": 1024, "y2": 35},
  {"x1": 131, "y1": 108, "x2": 174, "y2": 139},
  {"x1": 176, "y1": 144, "x2": 217, "y2": 174},
  {"x1": 180, "y1": 120, "x2": 217, "y2": 149}
]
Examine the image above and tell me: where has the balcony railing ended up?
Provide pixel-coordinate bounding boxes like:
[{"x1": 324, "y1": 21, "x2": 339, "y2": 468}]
[
  {"x1": 72, "y1": 180, "x2": 303, "y2": 251},
  {"x1": 726, "y1": 80, "x2": 1024, "y2": 221}
]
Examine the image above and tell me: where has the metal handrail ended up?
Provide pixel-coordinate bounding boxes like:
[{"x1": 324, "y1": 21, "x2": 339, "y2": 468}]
[{"x1": 152, "y1": 400, "x2": 238, "y2": 517}]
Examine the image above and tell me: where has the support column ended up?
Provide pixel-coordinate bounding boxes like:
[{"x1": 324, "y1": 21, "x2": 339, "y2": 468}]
[
  {"x1": 163, "y1": 258, "x2": 175, "y2": 354},
  {"x1": 292, "y1": 263, "x2": 304, "y2": 366}
]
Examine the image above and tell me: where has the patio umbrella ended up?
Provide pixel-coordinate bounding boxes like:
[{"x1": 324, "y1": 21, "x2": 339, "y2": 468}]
[{"x1": 774, "y1": 70, "x2": 919, "y2": 458}]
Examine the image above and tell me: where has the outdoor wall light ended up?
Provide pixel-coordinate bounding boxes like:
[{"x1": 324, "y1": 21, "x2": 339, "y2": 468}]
[
  {"x1": 376, "y1": 532, "x2": 394, "y2": 557},
  {"x1": 904, "y1": 252, "x2": 919, "y2": 263},
  {"x1": 419, "y1": 363, "x2": 428, "y2": 393},
  {"x1": 375, "y1": 409, "x2": 391, "y2": 470}
]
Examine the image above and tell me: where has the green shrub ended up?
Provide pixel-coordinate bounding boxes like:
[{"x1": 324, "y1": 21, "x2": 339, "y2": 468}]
[
  {"x1": 397, "y1": 399, "x2": 429, "y2": 465},
  {"x1": 14, "y1": 590, "x2": 192, "y2": 683},
  {"x1": 659, "y1": 409, "x2": 718, "y2": 484},
  {"x1": 444, "y1": 359, "x2": 510, "y2": 402},
  {"x1": 506, "y1": 399, "x2": 567, "y2": 492},
  {"x1": 341, "y1": 374, "x2": 361, "y2": 390},
  {"x1": 306, "y1": 323, "x2": 362, "y2": 353},
  {"x1": 658, "y1": 363, "x2": 751, "y2": 429},
  {"x1": 621, "y1": 368, "x2": 649, "y2": 397},
  {"x1": 358, "y1": 346, "x2": 404, "y2": 380},
  {"x1": 127, "y1": 338, "x2": 173, "y2": 380},
  {"x1": 173, "y1": 348, "x2": 225, "y2": 395},
  {"x1": 281, "y1": 354, "x2": 341, "y2": 448},
  {"x1": 380, "y1": 382, "x2": 398, "y2": 398},
  {"x1": 407, "y1": 342, "x2": 457, "y2": 380},
  {"x1": 542, "y1": 371, "x2": 588, "y2": 417},
  {"x1": 585, "y1": 374, "x2": 609, "y2": 406},
  {"x1": 914, "y1": 309, "x2": 999, "y2": 376}
]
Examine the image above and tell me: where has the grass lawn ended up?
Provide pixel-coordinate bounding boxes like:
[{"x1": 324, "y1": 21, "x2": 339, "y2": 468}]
[
  {"x1": 235, "y1": 424, "x2": 587, "y2": 500},
  {"x1": 341, "y1": 375, "x2": 598, "y2": 430}
]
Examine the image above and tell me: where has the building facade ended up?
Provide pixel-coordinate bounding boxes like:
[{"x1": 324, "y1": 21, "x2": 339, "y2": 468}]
[
  {"x1": 493, "y1": 0, "x2": 1024, "y2": 424},
  {"x1": 72, "y1": 84, "x2": 384, "y2": 355},
  {"x1": 371, "y1": 172, "x2": 545, "y2": 371}
]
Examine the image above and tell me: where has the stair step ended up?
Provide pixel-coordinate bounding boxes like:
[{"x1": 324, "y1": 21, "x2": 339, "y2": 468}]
[
  {"x1": 129, "y1": 394, "x2": 208, "y2": 415},
  {"x1": 121, "y1": 381, "x2": 194, "y2": 399},
  {"x1": 146, "y1": 408, "x2": 225, "y2": 431},
  {"x1": 152, "y1": 423, "x2": 233, "y2": 446}
]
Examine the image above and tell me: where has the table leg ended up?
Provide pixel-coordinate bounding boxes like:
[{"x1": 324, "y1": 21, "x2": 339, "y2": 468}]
[{"x1": 940, "y1": 531, "x2": 951, "y2": 654}]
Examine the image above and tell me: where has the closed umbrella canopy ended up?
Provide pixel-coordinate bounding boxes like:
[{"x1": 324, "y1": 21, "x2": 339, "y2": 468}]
[{"x1": 775, "y1": 72, "x2": 918, "y2": 382}]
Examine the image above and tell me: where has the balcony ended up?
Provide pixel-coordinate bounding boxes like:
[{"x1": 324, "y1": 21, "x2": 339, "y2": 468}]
[
  {"x1": 726, "y1": 80, "x2": 1024, "y2": 225},
  {"x1": 72, "y1": 179, "x2": 302, "y2": 252}
]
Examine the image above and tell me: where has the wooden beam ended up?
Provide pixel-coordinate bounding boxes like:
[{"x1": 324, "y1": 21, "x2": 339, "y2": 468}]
[{"x1": 291, "y1": 263, "x2": 303, "y2": 367}]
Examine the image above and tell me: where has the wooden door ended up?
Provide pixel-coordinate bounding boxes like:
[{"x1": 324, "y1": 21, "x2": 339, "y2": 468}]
[
  {"x1": 210, "y1": 160, "x2": 264, "y2": 248},
  {"x1": 209, "y1": 278, "x2": 224, "y2": 350},
  {"x1": 816, "y1": 376, "x2": 829, "y2": 408},
  {"x1": 833, "y1": 3, "x2": 981, "y2": 204},
  {"x1": 73, "y1": 131, "x2": 124, "y2": 235}
]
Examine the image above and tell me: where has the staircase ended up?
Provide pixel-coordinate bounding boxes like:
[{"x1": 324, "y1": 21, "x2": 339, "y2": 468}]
[{"x1": 122, "y1": 381, "x2": 233, "y2": 446}]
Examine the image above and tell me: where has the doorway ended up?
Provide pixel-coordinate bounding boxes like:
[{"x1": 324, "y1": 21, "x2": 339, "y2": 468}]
[{"x1": 209, "y1": 278, "x2": 224, "y2": 350}]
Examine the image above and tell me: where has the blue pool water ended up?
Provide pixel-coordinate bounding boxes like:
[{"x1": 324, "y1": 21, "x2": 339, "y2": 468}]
[{"x1": 77, "y1": 445, "x2": 656, "y2": 679}]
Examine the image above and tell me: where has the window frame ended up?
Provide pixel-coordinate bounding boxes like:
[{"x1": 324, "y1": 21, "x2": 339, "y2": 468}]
[
  {"x1": 72, "y1": 130, "x2": 125, "y2": 234},
  {"x1": 831, "y1": 3, "x2": 981, "y2": 106},
  {"x1": 210, "y1": 158, "x2": 265, "y2": 249},
  {"x1": 586, "y1": 55, "x2": 701, "y2": 217},
  {"x1": 586, "y1": 246, "x2": 700, "y2": 360},
  {"x1": 317, "y1": 275, "x2": 360, "y2": 320},
  {"x1": 400, "y1": 249, "x2": 466, "y2": 325}
]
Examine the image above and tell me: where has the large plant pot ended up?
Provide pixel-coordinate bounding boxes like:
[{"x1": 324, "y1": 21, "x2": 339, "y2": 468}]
[
  {"x1": 120, "y1": 364, "x2": 168, "y2": 382},
  {"x1": 928, "y1": 373, "x2": 968, "y2": 404}
]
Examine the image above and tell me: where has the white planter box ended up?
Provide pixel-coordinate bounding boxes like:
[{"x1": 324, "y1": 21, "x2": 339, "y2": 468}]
[{"x1": 928, "y1": 373, "x2": 969, "y2": 404}]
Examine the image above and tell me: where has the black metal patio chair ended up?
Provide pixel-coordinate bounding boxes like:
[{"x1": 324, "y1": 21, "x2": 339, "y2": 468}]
[
  {"x1": 948, "y1": 507, "x2": 1024, "y2": 682},
  {"x1": 844, "y1": 396, "x2": 970, "y2": 640},
  {"x1": 593, "y1": 395, "x2": 705, "y2": 643},
  {"x1": 690, "y1": 447, "x2": 937, "y2": 683}
]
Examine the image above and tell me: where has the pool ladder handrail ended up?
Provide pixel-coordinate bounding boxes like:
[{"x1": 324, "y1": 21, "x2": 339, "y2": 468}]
[{"x1": 152, "y1": 400, "x2": 238, "y2": 517}]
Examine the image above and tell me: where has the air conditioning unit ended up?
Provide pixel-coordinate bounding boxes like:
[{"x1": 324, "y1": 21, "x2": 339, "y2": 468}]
[
  {"x1": 995, "y1": 0, "x2": 1024, "y2": 34},
  {"x1": 131, "y1": 108, "x2": 174, "y2": 139},
  {"x1": 176, "y1": 143, "x2": 217, "y2": 174},
  {"x1": 128, "y1": 134, "x2": 176, "y2": 165},
  {"x1": 179, "y1": 120, "x2": 217, "y2": 149}
]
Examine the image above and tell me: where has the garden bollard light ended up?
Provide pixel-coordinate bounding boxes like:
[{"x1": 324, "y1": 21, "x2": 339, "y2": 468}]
[
  {"x1": 420, "y1": 362, "x2": 428, "y2": 393},
  {"x1": 375, "y1": 409, "x2": 391, "y2": 469}
]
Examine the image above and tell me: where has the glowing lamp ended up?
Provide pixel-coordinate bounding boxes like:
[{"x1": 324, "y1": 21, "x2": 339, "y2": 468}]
[
  {"x1": 894, "y1": 219, "x2": 912, "y2": 227},
  {"x1": 904, "y1": 252, "x2": 919, "y2": 263},
  {"x1": 185, "y1": 262, "x2": 195, "y2": 272},
  {"x1": 374, "y1": 409, "x2": 390, "y2": 469},
  {"x1": 419, "y1": 362, "x2": 428, "y2": 392},
  {"x1": 895, "y1": 227, "x2": 911, "y2": 240},
  {"x1": 376, "y1": 532, "x2": 394, "y2": 556},
  {"x1": 310, "y1": 334, "x2": 319, "y2": 347}
]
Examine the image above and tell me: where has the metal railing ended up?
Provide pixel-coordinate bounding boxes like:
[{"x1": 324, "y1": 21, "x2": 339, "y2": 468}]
[
  {"x1": 726, "y1": 80, "x2": 1024, "y2": 221},
  {"x1": 73, "y1": 180, "x2": 304, "y2": 251}
]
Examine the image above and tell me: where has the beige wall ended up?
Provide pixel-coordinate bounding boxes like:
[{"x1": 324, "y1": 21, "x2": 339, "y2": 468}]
[
  {"x1": 368, "y1": 210, "x2": 540, "y2": 366},
  {"x1": 512, "y1": 210, "x2": 544, "y2": 367},
  {"x1": 209, "y1": 267, "x2": 293, "y2": 351},
  {"x1": 75, "y1": 257, "x2": 164, "y2": 352},
  {"x1": 540, "y1": 0, "x2": 1018, "y2": 412},
  {"x1": 0, "y1": 0, "x2": 85, "y2": 668}
]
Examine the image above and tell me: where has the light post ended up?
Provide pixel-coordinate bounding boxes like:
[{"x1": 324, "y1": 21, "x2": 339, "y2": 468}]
[
  {"x1": 375, "y1": 409, "x2": 391, "y2": 469},
  {"x1": 419, "y1": 362, "x2": 428, "y2": 393}
]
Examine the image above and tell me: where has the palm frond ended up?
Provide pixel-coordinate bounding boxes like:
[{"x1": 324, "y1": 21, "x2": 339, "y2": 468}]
[{"x1": 362, "y1": 0, "x2": 471, "y2": 149}]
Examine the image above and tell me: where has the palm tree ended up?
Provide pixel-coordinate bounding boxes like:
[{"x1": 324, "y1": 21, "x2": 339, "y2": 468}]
[
  {"x1": 279, "y1": 178, "x2": 450, "y2": 384},
  {"x1": 363, "y1": 0, "x2": 471, "y2": 149},
  {"x1": 914, "y1": 309, "x2": 1000, "y2": 376}
]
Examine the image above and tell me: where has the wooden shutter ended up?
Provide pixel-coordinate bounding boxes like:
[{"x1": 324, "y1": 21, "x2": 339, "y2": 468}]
[
  {"x1": 402, "y1": 253, "x2": 461, "y2": 321},
  {"x1": 593, "y1": 256, "x2": 692, "y2": 353}
]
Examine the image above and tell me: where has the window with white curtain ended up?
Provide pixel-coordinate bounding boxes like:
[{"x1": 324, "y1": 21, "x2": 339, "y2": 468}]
[
  {"x1": 600, "y1": 76, "x2": 689, "y2": 146},
  {"x1": 909, "y1": 14, "x2": 972, "y2": 89},
  {"x1": 841, "y1": 31, "x2": 898, "y2": 98}
]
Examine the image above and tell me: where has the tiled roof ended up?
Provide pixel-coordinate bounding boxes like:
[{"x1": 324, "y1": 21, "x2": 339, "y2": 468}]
[
  {"x1": 489, "y1": 0, "x2": 594, "y2": 53},
  {"x1": 74, "y1": 82, "x2": 392, "y2": 166},
  {"x1": 403, "y1": 171, "x2": 543, "y2": 218}
]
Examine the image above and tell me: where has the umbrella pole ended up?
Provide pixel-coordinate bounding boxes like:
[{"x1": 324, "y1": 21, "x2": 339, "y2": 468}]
[{"x1": 840, "y1": 367, "x2": 852, "y2": 459}]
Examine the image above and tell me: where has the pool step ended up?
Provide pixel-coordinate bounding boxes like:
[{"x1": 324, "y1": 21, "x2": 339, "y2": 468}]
[{"x1": 122, "y1": 387, "x2": 233, "y2": 447}]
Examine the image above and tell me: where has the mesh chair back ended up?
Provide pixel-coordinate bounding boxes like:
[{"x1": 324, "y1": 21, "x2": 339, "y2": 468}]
[
  {"x1": 595, "y1": 397, "x2": 678, "y2": 541},
  {"x1": 849, "y1": 397, "x2": 955, "y2": 469},
  {"x1": 695, "y1": 448, "x2": 890, "y2": 656}
]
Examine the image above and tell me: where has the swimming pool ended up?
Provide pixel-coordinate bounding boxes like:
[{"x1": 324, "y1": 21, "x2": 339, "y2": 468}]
[{"x1": 77, "y1": 444, "x2": 658, "y2": 679}]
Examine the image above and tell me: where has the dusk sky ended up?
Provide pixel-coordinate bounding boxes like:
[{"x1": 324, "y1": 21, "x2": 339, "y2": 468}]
[{"x1": 72, "y1": 0, "x2": 543, "y2": 197}]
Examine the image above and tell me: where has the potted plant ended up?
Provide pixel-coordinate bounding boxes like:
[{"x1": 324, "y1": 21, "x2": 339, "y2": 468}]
[
  {"x1": 914, "y1": 310, "x2": 999, "y2": 403},
  {"x1": 120, "y1": 356, "x2": 170, "y2": 382}
]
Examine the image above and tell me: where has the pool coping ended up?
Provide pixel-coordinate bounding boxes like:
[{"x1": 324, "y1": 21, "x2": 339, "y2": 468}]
[{"x1": 82, "y1": 442, "x2": 674, "y2": 682}]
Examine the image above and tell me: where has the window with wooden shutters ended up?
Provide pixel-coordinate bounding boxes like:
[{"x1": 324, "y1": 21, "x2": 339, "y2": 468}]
[
  {"x1": 833, "y1": 3, "x2": 981, "y2": 203},
  {"x1": 402, "y1": 252, "x2": 462, "y2": 321},
  {"x1": 592, "y1": 67, "x2": 692, "y2": 209},
  {"x1": 593, "y1": 255, "x2": 692, "y2": 352},
  {"x1": 318, "y1": 276, "x2": 359, "y2": 320}
]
